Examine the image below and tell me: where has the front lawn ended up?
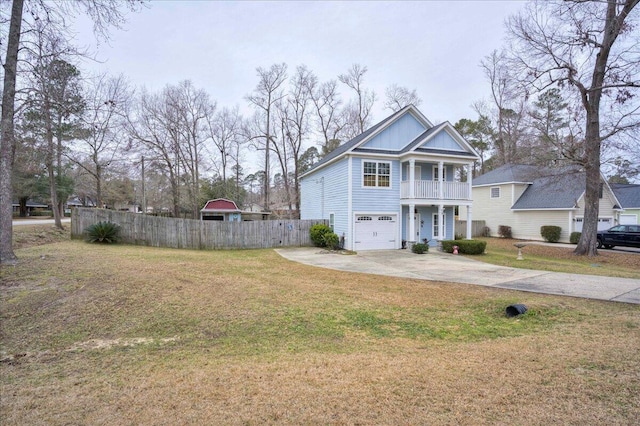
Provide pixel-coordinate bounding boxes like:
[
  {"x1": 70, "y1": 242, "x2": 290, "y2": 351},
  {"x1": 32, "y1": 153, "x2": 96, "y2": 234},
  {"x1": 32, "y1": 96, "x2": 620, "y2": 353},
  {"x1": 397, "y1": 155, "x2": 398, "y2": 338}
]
[
  {"x1": 473, "y1": 237, "x2": 640, "y2": 279},
  {"x1": 1, "y1": 238, "x2": 639, "y2": 424}
]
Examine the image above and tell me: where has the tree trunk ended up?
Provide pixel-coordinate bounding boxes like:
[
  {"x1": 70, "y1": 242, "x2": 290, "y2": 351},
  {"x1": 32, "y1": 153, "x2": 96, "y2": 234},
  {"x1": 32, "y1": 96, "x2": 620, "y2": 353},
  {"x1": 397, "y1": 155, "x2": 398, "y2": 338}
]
[
  {"x1": 0, "y1": 0, "x2": 24, "y2": 264},
  {"x1": 19, "y1": 197, "x2": 28, "y2": 217}
]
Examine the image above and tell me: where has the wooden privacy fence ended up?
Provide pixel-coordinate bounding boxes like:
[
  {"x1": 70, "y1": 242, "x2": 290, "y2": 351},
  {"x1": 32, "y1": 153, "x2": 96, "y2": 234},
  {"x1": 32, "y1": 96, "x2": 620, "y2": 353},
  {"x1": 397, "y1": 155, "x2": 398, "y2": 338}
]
[
  {"x1": 71, "y1": 208, "x2": 327, "y2": 250},
  {"x1": 454, "y1": 220, "x2": 487, "y2": 238}
]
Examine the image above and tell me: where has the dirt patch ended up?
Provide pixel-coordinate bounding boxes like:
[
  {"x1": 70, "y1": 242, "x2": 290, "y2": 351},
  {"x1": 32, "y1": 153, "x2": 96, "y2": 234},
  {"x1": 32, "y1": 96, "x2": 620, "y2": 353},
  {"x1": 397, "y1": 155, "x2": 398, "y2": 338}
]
[{"x1": 12, "y1": 224, "x2": 70, "y2": 250}]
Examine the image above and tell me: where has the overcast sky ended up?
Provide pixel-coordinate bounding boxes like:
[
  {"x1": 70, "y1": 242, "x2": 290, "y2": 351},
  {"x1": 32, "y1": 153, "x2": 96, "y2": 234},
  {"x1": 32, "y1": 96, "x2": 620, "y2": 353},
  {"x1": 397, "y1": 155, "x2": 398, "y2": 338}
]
[{"x1": 76, "y1": 0, "x2": 526, "y2": 126}]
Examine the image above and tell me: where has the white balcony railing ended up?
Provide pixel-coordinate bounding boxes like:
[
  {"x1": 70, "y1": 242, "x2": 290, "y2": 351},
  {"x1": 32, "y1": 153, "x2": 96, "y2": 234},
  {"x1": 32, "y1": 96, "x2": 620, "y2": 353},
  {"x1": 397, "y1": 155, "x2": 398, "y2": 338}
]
[{"x1": 400, "y1": 180, "x2": 470, "y2": 200}]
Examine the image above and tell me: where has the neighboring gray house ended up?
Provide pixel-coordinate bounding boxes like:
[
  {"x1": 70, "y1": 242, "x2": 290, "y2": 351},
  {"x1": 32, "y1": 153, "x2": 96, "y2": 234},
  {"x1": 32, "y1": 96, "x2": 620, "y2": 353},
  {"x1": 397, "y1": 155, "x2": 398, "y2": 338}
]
[
  {"x1": 300, "y1": 105, "x2": 480, "y2": 251},
  {"x1": 472, "y1": 164, "x2": 622, "y2": 242},
  {"x1": 611, "y1": 183, "x2": 640, "y2": 225}
]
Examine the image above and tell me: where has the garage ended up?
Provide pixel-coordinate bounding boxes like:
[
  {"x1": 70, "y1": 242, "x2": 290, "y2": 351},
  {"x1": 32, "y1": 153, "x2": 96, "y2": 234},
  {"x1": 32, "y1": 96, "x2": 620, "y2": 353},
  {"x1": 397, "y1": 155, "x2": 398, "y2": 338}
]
[
  {"x1": 354, "y1": 214, "x2": 398, "y2": 250},
  {"x1": 575, "y1": 217, "x2": 613, "y2": 232},
  {"x1": 620, "y1": 214, "x2": 638, "y2": 225}
]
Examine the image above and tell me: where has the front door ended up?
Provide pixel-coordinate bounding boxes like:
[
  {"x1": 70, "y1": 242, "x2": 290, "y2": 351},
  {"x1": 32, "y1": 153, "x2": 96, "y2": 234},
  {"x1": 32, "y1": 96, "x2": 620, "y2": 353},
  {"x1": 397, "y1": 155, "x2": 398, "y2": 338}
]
[{"x1": 406, "y1": 213, "x2": 420, "y2": 241}]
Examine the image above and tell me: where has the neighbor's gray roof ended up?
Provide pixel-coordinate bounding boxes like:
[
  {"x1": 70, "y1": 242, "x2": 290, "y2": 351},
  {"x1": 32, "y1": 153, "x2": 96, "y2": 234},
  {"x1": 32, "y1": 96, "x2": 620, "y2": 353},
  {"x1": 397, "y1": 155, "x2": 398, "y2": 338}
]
[
  {"x1": 472, "y1": 164, "x2": 540, "y2": 186},
  {"x1": 511, "y1": 171, "x2": 585, "y2": 210},
  {"x1": 611, "y1": 183, "x2": 640, "y2": 208}
]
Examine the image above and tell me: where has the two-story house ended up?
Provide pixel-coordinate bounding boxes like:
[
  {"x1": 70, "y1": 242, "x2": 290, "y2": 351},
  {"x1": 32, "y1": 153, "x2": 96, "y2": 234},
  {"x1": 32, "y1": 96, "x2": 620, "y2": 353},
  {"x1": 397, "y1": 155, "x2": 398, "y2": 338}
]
[{"x1": 300, "y1": 105, "x2": 480, "y2": 251}]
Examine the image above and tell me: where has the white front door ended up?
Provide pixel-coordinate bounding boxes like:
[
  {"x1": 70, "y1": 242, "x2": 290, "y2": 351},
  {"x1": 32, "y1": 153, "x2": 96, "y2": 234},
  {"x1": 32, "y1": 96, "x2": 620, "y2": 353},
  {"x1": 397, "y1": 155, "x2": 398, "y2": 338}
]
[{"x1": 354, "y1": 214, "x2": 398, "y2": 250}]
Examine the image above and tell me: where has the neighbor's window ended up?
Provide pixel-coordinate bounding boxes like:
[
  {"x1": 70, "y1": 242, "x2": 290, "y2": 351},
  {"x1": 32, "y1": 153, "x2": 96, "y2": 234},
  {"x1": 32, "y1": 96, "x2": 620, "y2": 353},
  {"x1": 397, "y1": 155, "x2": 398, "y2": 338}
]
[
  {"x1": 490, "y1": 187, "x2": 500, "y2": 198},
  {"x1": 363, "y1": 161, "x2": 391, "y2": 188},
  {"x1": 329, "y1": 213, "x2": 335, "y2": 230}
]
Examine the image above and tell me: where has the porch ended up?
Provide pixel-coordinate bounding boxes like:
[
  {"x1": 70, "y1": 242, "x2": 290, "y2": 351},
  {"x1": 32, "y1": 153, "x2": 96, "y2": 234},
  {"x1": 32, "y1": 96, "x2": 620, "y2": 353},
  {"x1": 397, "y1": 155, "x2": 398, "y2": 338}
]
[{"x1": 400, "y1": 180, "x2": 470, "y2": 200}]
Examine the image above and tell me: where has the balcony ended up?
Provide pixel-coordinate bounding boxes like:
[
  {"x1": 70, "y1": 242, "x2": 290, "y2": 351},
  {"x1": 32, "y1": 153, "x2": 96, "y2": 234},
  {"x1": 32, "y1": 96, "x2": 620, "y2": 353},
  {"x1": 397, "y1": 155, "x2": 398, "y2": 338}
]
[{"x1": 400, "y1": 180, "x2": 470, "y2": 200}]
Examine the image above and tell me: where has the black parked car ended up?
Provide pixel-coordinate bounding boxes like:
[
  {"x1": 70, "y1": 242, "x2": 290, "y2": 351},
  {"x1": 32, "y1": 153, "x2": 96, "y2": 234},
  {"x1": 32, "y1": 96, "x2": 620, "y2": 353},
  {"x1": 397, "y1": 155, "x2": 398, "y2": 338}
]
[{"x1": 596, "y1": 224, "x2": 640, "y2": 249}]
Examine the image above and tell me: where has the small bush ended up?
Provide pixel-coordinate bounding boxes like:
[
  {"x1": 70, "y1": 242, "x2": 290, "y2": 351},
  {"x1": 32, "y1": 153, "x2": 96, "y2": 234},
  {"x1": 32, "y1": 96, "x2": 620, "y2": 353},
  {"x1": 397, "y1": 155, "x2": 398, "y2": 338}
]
[
  {"x1": 570, "y1": 232, "x2": 581, "y2": 244},
  {"x1": 482, "y1": 226, "x2": 491, "y2": 237},
  {"x1": 411, "y1": 243, "x2": 428, "y2": 254},
  {"x1": 498, "y1": 225, "x2": 512, "y2": 239},
  {"x1": 310, "y1": 224, "x2": 333, "y2": 247},
  {"x1": 323, "y1": 232, "x2": 341, "y2": 250},
  {"x1": 441, "y1": 239, "x2": 487, "y2": 255},
  {"x1": 454, "y1": 233, "x2": 464, "y2": 240},
  {"x1": 85, "y1": 221, "x2": 120, "y2": 244},
  {"x1": 540, "y1": 225, "x2": 561, "y2": 243}
]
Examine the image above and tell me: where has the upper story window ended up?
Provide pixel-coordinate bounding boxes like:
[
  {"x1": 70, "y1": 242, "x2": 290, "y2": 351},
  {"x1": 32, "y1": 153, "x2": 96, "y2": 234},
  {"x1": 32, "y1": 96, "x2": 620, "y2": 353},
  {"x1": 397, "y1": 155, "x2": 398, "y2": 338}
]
[
  {"x1": 363, "y1": 161, "x2": 391, "y2": 188},
  {"x1": 433, "y1": 166, "x2": 446, "y2": 181},
  {"x1": 490, "y1": 187, "x2": 500, "y2": 198}
]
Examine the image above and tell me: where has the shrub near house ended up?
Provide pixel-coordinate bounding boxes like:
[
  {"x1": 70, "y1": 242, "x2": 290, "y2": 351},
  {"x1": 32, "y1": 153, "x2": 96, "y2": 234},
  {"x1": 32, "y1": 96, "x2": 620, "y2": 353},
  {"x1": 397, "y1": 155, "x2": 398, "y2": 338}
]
[{"x1": 540, "y1": 226, "x2": 561, "y2": 243}]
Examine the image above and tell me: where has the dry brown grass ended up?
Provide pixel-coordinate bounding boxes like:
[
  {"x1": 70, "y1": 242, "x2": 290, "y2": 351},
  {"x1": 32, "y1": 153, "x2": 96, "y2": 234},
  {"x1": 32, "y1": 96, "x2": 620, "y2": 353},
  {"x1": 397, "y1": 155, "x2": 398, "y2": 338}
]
[
  {"x1": 1, "y1": 237, "x2": 640, "y2": 425},
  {"x1": 477, "y1": 237, "x2": 640, "y2": 279}
]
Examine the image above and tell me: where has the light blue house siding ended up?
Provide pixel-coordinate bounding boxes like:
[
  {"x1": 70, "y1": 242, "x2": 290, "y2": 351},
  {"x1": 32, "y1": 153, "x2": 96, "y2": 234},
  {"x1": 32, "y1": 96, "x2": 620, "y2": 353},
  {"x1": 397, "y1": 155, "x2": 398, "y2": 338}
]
[
  {"x1": 361, "y1": 113, "x2": 426, "y2": 151},
  {"x1": 401, "y1": 205, "x2": 455, "y2": 246},
  {"x1": 351, "y1": 157, "x2": 401, "y2": 212},
  {"x1": 422, "y1": 129, "x2": 466, "y2": 151},
  {"x1": 401, "y1": 162, "x2": 454, "y2": 181},
  {"x1": 300, "y1": 158, "x2": 349, "y2": 240}
]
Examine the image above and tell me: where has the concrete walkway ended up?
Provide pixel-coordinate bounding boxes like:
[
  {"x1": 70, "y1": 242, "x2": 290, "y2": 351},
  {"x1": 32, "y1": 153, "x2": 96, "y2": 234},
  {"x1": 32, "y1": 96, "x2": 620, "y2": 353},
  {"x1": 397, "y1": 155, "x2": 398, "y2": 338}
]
[{"x1": 275, "y1": 248, "x2": 640, "y2": 305}]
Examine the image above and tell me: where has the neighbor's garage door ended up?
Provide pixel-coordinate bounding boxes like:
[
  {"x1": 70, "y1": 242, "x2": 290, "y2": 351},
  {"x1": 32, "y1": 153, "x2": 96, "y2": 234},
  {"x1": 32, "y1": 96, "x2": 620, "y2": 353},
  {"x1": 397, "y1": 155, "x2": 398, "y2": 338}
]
[
  {"x1": 575, "y1": 217, "x2": 613, "y2": 232},
  {"x1": 620, "y1": 214, "x2": 637, "y2": 225},
  {"x1": 354, "y1": 214, "x2": 397, "y2": 250}
]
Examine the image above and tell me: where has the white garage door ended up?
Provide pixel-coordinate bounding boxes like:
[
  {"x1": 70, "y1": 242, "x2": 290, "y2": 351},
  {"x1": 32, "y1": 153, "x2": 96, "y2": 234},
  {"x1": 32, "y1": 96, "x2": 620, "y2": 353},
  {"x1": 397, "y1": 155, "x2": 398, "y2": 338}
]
[
  {"x1": 575, "y1": 217, "x2": 613, "y2": 232},
  {"x1": 354, "y1": 214, "x2": 397, "y2": 250},
  {"x1": 620, "y1": 214, "x2": 637, "y2": 225}
]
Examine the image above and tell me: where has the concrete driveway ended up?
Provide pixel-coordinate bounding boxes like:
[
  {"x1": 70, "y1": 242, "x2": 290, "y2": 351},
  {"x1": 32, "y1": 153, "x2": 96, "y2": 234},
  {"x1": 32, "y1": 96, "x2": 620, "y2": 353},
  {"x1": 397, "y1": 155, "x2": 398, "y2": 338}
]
[{"x1": 275, "y1": 248, "x2": 640, "y2": 305}]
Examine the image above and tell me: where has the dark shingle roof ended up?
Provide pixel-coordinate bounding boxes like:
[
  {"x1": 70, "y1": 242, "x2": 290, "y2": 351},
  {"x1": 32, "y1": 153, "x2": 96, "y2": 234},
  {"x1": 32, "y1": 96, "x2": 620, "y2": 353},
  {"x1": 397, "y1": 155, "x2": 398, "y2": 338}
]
[
  {"x1": 611, "y1": 183, "x2": 640, "y2": 208},
  {"x1": 473, "y1": 164, "x2": 540, "y2": 186},
  {"x1": 302, "y1": 107, "x2": 411, "y2": 175},
  {"x1": 511, "y1": 171, "x2": 585, "y2": 210}
]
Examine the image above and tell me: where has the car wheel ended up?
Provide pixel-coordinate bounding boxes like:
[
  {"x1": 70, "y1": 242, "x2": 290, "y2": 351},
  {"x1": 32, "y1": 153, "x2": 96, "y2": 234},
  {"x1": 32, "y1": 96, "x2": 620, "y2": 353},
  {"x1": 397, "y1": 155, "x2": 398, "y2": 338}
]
[{"x1": 597, "y1": 238, "x2": 603, "y2": 249}]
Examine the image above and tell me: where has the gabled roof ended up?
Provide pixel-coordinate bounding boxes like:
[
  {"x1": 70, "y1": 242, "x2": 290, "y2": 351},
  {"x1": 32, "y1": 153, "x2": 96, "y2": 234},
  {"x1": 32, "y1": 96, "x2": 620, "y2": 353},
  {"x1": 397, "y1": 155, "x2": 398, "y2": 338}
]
[
  {"x1": 472, "y1": 164, "x2": 540, "y2": 187},
  {"x1": 301, "y1": 105, "x2": 476, "y2": 177},
  {"x1": 512, "y1": 171, "x2": 585, "y2": 210},
  {"x1": 475, "y1": 164, "x2": 623, "y2": 210},
  {"x1": 611, "y1": 183, "x2": 640, "y2": 208},
  {"x1": 201, "y1": 199, "x2": 240, "y2": 212}
]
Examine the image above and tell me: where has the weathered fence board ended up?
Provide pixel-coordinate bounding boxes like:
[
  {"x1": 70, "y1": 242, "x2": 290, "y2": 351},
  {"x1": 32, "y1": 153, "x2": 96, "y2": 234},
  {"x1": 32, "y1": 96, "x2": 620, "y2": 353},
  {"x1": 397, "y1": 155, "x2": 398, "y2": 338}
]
[
  {"x1": 71, "y1": 208, "x2": 327, "y2": 250},
  {"x1": 454, "y1": 220, "x2": 487, "y2": 238}
]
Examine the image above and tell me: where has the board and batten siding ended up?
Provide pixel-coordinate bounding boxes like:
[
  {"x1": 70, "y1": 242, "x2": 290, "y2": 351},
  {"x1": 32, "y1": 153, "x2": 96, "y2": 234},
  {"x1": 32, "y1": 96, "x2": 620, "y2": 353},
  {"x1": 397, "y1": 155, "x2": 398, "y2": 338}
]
[
  {"x1": 422, "y1": 129, "x2": 466, "y2": 152},
  {"x1": 360, "y1": 113, "x2": 426, "y2": 150},
  {"x1": 300, "y1": 157, "x2": 350, "y2": 241}
]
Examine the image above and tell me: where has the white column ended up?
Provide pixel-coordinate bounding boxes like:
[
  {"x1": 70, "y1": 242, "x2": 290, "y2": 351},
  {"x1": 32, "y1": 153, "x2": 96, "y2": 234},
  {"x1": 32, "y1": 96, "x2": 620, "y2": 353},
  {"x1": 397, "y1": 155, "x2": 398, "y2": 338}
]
[
  {"x1": 466, "y1": 205, "x2": 472, "y2": 240},
  {"x1": 409, "y1": 159, "x2": 415, "y2": 199},
  {"x1": 467, "y1": 163, "x2": 473, "y2": 200},
  {"x1": 438, "y1": 204, "x2": 444, "y2": 241},
  {"x1": 409, "y1": 203, "x2": 416, "y2": 243},
  {"x1": 438, "y1": 161, "x2": 444, "y2": 200}
]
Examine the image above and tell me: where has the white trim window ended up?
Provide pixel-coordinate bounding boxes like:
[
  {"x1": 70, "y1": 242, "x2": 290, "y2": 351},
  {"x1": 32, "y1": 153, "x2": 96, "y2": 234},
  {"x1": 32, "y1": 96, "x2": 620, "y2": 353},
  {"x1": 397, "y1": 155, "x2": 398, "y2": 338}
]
[
  {"x1": 363, "y1": 161, "x2": 391, "y2": 188},
  {"x1": 329, "y1": 213, "x2": 335, "y2": 230},
  {"x1": 433, "y1": 166, "x2": 446, "y2": 181},
  {"x1": 432, "y1": 212, "x2": 446, "y2": 238},
  {"x1": 490, "y1": 187, "x2": 500, "y2": 198}
]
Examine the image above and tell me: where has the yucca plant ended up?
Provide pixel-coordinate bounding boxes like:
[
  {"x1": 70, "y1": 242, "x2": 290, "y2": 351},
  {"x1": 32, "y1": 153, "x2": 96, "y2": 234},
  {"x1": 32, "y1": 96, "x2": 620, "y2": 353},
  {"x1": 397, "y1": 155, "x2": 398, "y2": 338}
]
[{"x1": 85, "y1": 221, "x2": 121, "y2": 244}]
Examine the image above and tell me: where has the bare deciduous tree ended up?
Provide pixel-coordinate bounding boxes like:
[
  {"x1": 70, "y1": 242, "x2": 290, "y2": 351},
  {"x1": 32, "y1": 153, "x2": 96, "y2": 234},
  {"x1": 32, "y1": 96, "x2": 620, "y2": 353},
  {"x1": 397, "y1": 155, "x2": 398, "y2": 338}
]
[
  {"x1": 507, "y1": 0, "x2": 640, "y2": 256},
  {"x1": 338, "y1": 63, "x2": 376, "y2": 137},
  {"x1": 246, "y1": 63, "x2": 287, "y2": 211},
  {"x1": 69, "y1": 73, "x2": 133, "y2": 209},
  {"x1": 384, "y1": 84, "x2": 422, "y2": 112}
]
